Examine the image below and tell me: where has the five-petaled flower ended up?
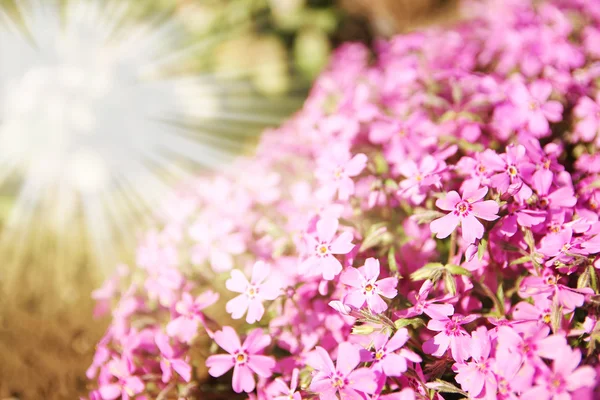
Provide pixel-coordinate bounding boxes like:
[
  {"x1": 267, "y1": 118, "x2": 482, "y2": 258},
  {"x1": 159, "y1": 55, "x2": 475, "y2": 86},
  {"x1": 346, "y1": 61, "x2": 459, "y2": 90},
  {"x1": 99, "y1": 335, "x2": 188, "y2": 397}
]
[
  {"x1": 430, "y1": 185, "x2": 499, "y2": 244},
  {"x1": 300, "y1": 217, "x2": 355, "y2": 280},
  {"x1": 206, "y1": 327, "x2": 276, "y2": 393},
  {"x1": 308, "y1": 342, "x2": 377, "y2": 399},
  {"x1": 340, "y1": 258, "x2": 398, "y2": 314},
  {"x1": 226, "y1": 261, "x2": 282, "y2": 324}
]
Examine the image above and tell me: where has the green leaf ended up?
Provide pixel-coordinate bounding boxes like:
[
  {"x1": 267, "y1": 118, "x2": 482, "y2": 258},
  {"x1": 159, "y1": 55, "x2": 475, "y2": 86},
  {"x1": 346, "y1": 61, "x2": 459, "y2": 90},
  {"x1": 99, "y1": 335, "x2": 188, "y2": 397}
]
[
  {"x1": 510, "y1": 255, "x2": 531, "y2": 266},
  {"x1": 477, "y1": 239, "x2": 488, "y2": 261},
  {"x1": 388, "y1": 246, "x2": 398, "y2": 273},
  {"x1": 359, "y1": 223, "x2": 389, "y2": 252},
  {"x1": 413, "y1": 208, "x2": 445, "y2": 224},
  {"x1": 352, "y1": 324, "x2": 375, "y2": 335},
  {"x1": 446, "y1": 264, "x2": 471, "y2": 276},
  {"x1": 426, "y1": 380, "x2": 468, "y2": 396},
  {"x1": 373, "y1": 152, "x2": 389, "y2": 175},
  {"x1": 394, "y1": 317, "x2": 425, "y2": 330},
  {"x1": 551, "y1": 303, "x2": 563, "y2": 334},
  {"x1": 410, "y1": 263, "x2": 444, "y2": 281},
  {"x1": 444, "y1": 272, "x2": 457, "y2": 296}
]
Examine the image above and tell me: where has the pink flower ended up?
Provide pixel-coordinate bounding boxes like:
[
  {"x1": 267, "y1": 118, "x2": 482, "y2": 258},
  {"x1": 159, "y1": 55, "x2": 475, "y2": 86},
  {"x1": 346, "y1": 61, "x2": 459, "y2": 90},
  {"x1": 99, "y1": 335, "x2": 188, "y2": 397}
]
[
  {"x1": 508, "y1": 80, "x2": 563, "y2": 137},
  {"x1": 360, "y1": 329, "x2": 422, "y2": 376},
  {"x1": 573, "y1": 95, "x2": 600, "y2": 142},
  {"x1": 520, "y1": 270, "x2": 592, "y2": 311},
  {"x1": 340, "y1": 258, "x2": 398, "y2": 314},
  {"x1": 166, "y1": 291, "x2": 219, "y2": 343},
  {"x1": 98, "y1": 357, "x2": 144, "y2": 400},
  {"x1": 225, "y1": 261, "x2": 282, "y2": 324},
  {"x1": 397, "y1": 155, "x2": 446, "y2": 204},
  {"x1": 430, "y1": 186, "x2": 500, "y2": 244},
  {"x1": 155, "y1": 333, "x2": 192, "y2": 383},
  {"x1": 396, "y1": 280, "x2": 455, "y2": 320},
  {"x1": 453, "y1": 327, "x2": 496, "y2": 398},
  {"x1": 308, "y1": 342, "x2": 377, "y2": 398},
  {"x1": 316, "y1": 145, "x2": 368, "y2": 201},
  {"x1": 531, "y1": 171, "x2": 577, "y2": 210},
  {"x1": 423, "y1": 314, "x2": 476, "y2": 362},
  {"x1": 482, "y1": 145, "x2": 534, "y2": 199},
  {"x1": 272, "y1": 368, "x2": 301, "y2": 400},
  {"x1": 497, "y1": 325, "x2": 566, "y2": 369},
  {"x1": 521, "y1": 347, "x2": 596, "y2": 400},
  {"x1": 205, "y1": 327, "x2": 275, "y2": 393},
  {"x1": 299, "y1": 217, "x2": 355, "y2": 280},
  {"x1": 189, "y1": 216, "x2": 246, "y2": 272}
]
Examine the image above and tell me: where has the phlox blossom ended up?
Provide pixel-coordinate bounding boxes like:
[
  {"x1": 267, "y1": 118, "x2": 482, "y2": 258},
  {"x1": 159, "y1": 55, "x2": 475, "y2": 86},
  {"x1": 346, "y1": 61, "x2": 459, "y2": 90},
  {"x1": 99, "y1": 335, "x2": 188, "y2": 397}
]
[
  {"x1": 226, "y1": 261, "x2": 282, "y2": 324},
  {"x1": 430, "y1": 186, "x2": 499, "y2": 243},
  {"x1": 166, "y1": 290, "x2": 219, "y2": 343},
  {"x1": 340, "y1": 258, "x2": 398, "y2": 314},
  {"x1": 206, "y1": 327, "x2": 276, "y2": 393},
  {"x1": 308, "y1": 342, "x2": 377, "y2": 399},
  {"x1": 300, "y1": 217, "x2": 355, "y2": 280}
]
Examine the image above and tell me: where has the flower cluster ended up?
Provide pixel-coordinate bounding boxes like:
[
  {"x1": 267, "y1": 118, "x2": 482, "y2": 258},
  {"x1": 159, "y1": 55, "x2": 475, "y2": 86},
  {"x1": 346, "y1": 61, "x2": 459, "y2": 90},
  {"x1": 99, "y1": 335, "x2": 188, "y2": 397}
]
[{"x1": 87, "y1": 0, "x2": 600, "y2": 399}]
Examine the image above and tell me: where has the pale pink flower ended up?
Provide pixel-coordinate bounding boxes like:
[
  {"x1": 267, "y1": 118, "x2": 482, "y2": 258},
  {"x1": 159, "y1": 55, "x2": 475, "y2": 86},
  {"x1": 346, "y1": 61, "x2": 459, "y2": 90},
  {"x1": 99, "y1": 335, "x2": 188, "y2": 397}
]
[
  {"x1": 98, "y1": 357, "x2": 144, "y2": 400},
  {"x1": 423, "y1": 314, "x2": 476, "y2": 362},
  {"x1": 299, "y1": 217, "x2": 355, "y2": 280},
  {"x1": 189, "y1": 216, "x2": 246, "y2": 272},
  {"x1": 453, "y1": 327, "x2": 496, "y2": 398},
  {"x1": 225, "y1": 261, "x2": 282, "y2": 324},
  {"x1": 430, "y1": 186, "x2": 499, "y2": 244},
  {"x1": 519, "y1": 270, "x2": 592, "y2": 311},
  {"x1": 360, "y1": 329, "x2": 422, "y2": 376},
  {"x1": 496, "y1": 325, "x2": 567, "y2": 369},
  {"x1": 166, "y1": 291, "x2": 219, "y2": 343},
  {"x1": 205, "y1": 327, "x2": 276, "y2": 393},
  {"x1": 397, "y1": 155, "x2": 445, "y2": 204},
  {"x1": 307, "y1": 342, "x2": 377, "y2": 399},
  {"x1": 155, "y1": 333, "x2": 192, "y2": 383},
  {"x1": 508, "y1": 80, "x2": 563, "y2": 137},
  {"x1": 340, "y1": 258, "x2": 398, "y2": 314},
  {"x1": 315, "y1": 145, "x2": 368, "y2": 201},
  {"x1": 520, "y1": 347, "x2": 596, "y2": 400},
  {"x1": 272, "y1": 368, "x2": 301, "y2": 400},
  {"x1": 396, "y1": 280, "x2": 455, "y2": 320}
]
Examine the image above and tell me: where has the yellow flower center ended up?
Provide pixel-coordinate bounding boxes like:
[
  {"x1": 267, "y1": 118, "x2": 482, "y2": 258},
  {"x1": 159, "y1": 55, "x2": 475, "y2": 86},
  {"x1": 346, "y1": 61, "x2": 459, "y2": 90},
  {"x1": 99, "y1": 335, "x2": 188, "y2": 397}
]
[{"x1": 365, "y1": 283, "x2": 374, "y2": 292}]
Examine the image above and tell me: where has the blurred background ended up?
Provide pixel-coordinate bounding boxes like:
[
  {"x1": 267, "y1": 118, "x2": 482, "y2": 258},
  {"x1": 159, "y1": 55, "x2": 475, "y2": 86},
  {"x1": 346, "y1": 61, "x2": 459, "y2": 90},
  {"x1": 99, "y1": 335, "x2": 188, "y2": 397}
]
[{"x1": 0, "y1": 0, "x2": 457, "y2": 398}]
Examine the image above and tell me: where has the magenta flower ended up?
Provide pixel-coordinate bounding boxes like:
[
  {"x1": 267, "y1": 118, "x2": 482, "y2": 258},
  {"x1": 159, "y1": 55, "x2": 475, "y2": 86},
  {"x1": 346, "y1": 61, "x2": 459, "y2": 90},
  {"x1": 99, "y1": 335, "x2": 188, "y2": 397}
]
[
  {"x1": 423, "y1": 314, "x2": 476, "y2": 362},
  {"x1": 166, "y1": 290, "x2": 219, "y2": 343},
  {"x1": 573, "y1": 94, "x2": 600, "y2": 142},
  {"x1": 396, "y1": 280, "x2": 455, "y2": 320},
  {"x1": 430, "y1": 186, "x2": 499, "y2": 244},
  {"x1": 225, "y1": 261, "x2": 282, "y2": 324},
  {"x1": 316, "y1": 145, "x2": 368, "y2": 201},
  {"x1": 360, "y1": 329, "x2": 422, "y2": 377},
  {"x1": 497, "y1": 325, "x2": 566, "y2": 369},
  {"x1": 520, "y1": 270, "x2": 593, "y2": 311},
  {"x1": 340, "y1": 258, "x2": 398, "y2": 314},
  {"x1": 272, "y1": 368, "x2": 301, "y2": 400},
  {"x1": 531, "y1": 172, "x2": 577, "y2": 210},
  {"x1": 482, "y1": 145, "x2": 534, "y2": 199},
  {"x1": 299, "y1": 217, "x2": 355, "y2": 280},
  {"x1": 453, "y1": 327, "x2": 496, "y2": 398},
  {"x1": 308, "y1": 342, "x2": 377, "y2": 398},
  {"x1": 98, "y1": 357, "x2": 144, "y2": 400},
  {"x1": 397, "y1": 155, "x2": 445, "y2": 204},
  {"x1": 508, "y1": 80, "x2": 563, "y2": 137},
  {"x1": 205, "y1": 327, "x2": 275, "y2": 393},
  {"x1": 520, "y1": 347, "x2": 596, "y2": 400},
  {"x1": 155, "y1": 332, "x2": 192, "y2": 383}
]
